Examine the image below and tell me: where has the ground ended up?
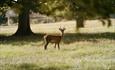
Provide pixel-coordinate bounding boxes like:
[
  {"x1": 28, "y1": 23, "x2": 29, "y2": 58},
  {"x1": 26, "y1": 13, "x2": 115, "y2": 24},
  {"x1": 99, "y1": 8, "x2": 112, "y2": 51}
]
[{"x1": 0, "y1": 19, "x2": 115, "y2": 70}]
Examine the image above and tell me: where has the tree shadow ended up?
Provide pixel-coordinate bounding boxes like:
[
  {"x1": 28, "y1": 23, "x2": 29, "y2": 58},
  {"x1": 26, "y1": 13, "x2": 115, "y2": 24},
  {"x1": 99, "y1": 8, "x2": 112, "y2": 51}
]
[
  {"x1": 0, "y1": 33, "x2": 45, "y2": 46},
  {"x1": 63, "y1": 32, "x2": 115, "y2": 44},
  {"x1": 3, "y1": 63, "x2": 69, "y2": 70},
  {"x1": 18, "y1": 63, "x2": 61, "y2": 70},
  {"x1": 0, "y1": 32, "x2": 115, "y2": 45}
]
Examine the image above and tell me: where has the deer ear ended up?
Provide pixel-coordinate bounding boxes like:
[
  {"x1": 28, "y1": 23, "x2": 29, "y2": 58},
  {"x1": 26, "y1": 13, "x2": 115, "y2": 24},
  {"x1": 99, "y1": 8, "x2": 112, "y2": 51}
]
[
  {"x1": 59, "y1": 26, "x2": 62, "y2": 30},
  {"x1": 63, "y1": 27, "x2": 66, "y2": 30}
]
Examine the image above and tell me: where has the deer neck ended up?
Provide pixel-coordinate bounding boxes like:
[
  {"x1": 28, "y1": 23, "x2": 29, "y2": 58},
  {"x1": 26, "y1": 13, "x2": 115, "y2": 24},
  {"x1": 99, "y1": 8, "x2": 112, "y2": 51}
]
[{"x1": 61, "y1": 32, "x2": 64, "y2": 37}]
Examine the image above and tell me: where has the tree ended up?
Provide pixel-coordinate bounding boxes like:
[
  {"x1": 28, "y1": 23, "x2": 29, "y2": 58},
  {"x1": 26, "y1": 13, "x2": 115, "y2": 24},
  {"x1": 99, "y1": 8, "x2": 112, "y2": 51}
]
[
  {"x1": 0, "y1": 0, "x2": 67, "y2": 36},
  {"x1": 0, "y1": 0, "x2": 115, "y2": 36},
  {"x1": 93, "y1": 0, "x2": 115, "y2": 27},
  {"x1": 65, "y1": 0, "x2": 115, "y2": 29},
  {"x1": 65, "y1": 0, "x2": 92, "y2": 29},
  {"x1": 0, "y1": 0, "x2": 38, "y2": 36},
  {"x1": 12, "y1": 0, "x2": 41, "y2": 36}
]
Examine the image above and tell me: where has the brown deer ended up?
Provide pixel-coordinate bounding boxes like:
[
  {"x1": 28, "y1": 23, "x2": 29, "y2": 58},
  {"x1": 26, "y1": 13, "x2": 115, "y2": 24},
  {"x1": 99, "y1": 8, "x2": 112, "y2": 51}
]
[{"x1": 44, "y1": 27, "x2": 66, "y2": 50}]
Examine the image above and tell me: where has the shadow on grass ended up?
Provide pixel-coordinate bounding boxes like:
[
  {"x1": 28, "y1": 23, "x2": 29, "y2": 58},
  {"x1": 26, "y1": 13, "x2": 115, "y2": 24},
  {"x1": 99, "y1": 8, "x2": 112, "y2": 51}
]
[
  {"x1": 63, "y1": 32, "x2": 115, "y2": 44},
  {"x1": 0, "y1": 33, "x2": 45, "y2": 46},
  {"x1": 0, "y1": 32, "x2": 115, "y2": 45},
  {"x1": 2, "y1": 63, "x2": 69, "y2": 70}
]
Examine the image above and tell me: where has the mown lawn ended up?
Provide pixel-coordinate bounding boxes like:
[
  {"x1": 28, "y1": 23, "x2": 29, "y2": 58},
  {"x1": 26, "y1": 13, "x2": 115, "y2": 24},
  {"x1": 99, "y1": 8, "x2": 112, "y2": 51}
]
[{"x1": 0, "y1": 20, "x2": 115, "y2": 70}]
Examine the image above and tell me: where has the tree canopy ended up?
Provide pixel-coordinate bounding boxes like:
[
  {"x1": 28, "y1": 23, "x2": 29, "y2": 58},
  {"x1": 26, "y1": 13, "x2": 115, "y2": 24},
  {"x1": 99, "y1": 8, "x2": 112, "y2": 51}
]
[
  {"x1": 65, "y1": 0, "x2": 115, "y2": 28},
  {"x1": 0, "y1": 0, "x2": 115, "y2": 36}
]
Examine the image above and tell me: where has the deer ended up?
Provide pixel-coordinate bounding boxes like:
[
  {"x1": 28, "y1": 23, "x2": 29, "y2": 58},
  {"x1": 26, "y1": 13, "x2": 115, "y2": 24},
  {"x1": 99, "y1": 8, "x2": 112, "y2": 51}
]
[{"x1": 44, "y1": 27, "x2": 66, "y2": 50}]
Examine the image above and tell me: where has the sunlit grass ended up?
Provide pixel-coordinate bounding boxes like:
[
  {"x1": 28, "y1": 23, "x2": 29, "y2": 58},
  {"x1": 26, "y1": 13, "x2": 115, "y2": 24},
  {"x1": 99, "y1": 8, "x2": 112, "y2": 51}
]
[
  {"x1": 0, "y1": 20, "x2": 115, "y2": 70},
  {"x1": 0, "y1": 39, "x2": 115, "y2": 70}
]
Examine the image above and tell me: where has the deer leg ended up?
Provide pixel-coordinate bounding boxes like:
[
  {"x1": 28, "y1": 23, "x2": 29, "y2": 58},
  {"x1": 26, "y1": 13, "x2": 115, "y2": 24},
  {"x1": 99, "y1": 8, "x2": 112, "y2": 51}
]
[
  {"x1": 44, "y1": 42, "x2": 49, "y2": 50},
  {"x1": 58, "y1": 43, "x2": 60, "y2": 50}
]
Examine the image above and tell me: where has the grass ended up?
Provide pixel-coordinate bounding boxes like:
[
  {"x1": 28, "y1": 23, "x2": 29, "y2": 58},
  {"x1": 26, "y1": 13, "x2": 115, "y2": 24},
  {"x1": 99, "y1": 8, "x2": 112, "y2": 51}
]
[{"x1": 0, "y1": 20, "x2": 115, "y2": 70}]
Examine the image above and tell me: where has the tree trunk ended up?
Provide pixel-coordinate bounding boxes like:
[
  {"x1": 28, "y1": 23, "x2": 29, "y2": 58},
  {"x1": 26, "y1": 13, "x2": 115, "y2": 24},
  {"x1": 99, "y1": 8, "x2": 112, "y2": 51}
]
[
  {"x1": 100, "y1": 18, "x2": 111, "y2": 27},
  {"x1": 100, "y1": 19, "x2": 106, "y2": 26},
  {"x1": 76, "y1": 16, "x2": 84, "y2": 29},
  {"x1": 107, "y1": 18, "x2": 111, "y2": 27},
  {"x1": 14, "y1": 9, "x2": 33, "y2": 36}
]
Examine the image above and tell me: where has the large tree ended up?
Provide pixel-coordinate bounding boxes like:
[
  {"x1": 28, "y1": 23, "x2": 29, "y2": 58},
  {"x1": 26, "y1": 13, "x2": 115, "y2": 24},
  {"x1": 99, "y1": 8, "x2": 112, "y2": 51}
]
[
  {"x1": 13, "y1": 0, "x2": 44, "y2": 36},
  {"x1": 93, "y1": 0, "x2": 115, "y2": 27},
  {"x1": 65, "y1": 0, "x2": 115, "y2": 29},
  {"x1": 0, "y1": 0, "x2": 40, "y2": 36},
  {"x1": 0, "y1": 0, "x2": 115, "y2": 35},
  {"x1": 0, "y1": 0, "x2": 66, "y2": 36}
]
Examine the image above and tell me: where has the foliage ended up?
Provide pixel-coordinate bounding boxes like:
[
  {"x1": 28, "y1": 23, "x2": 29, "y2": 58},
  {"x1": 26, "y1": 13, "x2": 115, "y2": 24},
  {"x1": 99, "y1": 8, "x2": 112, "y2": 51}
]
[
  {"x1": 64, "y1": 0, "x2": 115, "y2": 28},
  {"x1": 0, "y1": 0, "x2": 115, "y2": 35},
  {"x1": 0, "y1": 0, "x2": 115, "y2": 21},
  {"x1": 65, "y1": 0, "x2": 115, "y2": 19},
  {"x1": 0, "y1": 14, "x2": 7, "y2": 25}
]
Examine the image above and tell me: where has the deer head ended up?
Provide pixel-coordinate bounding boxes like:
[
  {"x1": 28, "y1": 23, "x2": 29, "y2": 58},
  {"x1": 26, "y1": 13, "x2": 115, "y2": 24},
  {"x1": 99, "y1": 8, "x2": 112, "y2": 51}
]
[{"x1": 59, "y1": 27, "x2": 66, "y2": 34}]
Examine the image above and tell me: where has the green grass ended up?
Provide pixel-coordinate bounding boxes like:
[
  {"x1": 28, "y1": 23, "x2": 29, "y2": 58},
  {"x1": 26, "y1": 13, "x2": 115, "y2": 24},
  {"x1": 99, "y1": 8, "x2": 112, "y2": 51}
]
[
  {"x1": 0, "y1": 20, "x2": 115, "y2": 70},
  {"x1": 0, "y1": 40, "x2": 115, "y2": 70}
]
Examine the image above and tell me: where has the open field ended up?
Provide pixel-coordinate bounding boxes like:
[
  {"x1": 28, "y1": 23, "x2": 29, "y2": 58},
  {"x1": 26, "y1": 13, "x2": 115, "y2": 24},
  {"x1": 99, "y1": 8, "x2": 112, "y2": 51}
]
[{"x1": 0, "y1": 19, "x2": 115, "y2": 70}]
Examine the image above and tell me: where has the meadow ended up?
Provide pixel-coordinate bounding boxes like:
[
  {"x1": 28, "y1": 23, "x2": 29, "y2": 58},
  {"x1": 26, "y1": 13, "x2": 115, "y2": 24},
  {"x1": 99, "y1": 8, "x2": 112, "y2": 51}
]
[{"x1": 0, "y1": 19, "x2": 115, "y2": 70}]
